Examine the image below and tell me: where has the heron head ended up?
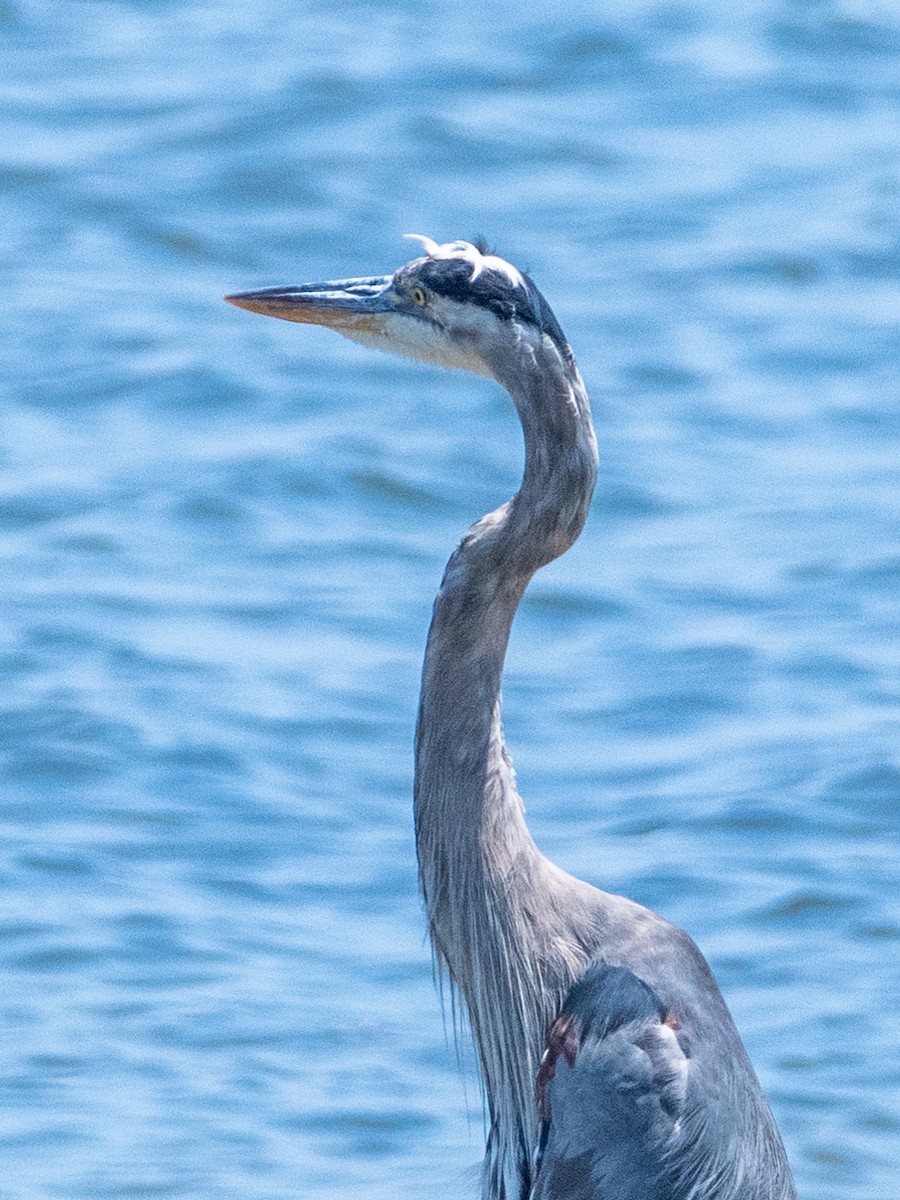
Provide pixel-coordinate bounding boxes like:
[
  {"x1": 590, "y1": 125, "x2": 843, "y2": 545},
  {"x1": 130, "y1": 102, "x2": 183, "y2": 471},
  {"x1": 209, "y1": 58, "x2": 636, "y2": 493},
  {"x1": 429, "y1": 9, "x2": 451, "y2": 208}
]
[{"x1": 225, "y1": 236, "x2": 573, "y2": 382}]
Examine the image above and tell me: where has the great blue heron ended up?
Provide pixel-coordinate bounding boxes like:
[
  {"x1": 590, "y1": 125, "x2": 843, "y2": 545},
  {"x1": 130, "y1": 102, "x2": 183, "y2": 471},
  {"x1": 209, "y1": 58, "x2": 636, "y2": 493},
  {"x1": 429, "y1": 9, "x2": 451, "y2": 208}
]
[{"x1": 225, "y1": 237, "x2": 796, "y2": 1200}]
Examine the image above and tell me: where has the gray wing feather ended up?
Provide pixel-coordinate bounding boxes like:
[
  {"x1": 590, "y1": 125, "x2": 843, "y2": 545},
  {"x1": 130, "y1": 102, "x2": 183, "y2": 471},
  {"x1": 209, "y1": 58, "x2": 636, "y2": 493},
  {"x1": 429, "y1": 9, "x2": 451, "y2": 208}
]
[
  {"x1": 531, "y1": 959, "x2": 795, "y2": 1200},
  {"x1": 531, "y1": 964, "x2": 692, "y2": 1200}
]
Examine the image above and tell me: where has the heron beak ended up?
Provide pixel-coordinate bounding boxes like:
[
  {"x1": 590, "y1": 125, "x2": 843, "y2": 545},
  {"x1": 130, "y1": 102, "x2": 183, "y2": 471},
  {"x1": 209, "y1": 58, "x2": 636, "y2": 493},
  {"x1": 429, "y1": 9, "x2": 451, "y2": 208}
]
[{"x1": 224, "y1": 274, "x2": 395, "y2": 334}]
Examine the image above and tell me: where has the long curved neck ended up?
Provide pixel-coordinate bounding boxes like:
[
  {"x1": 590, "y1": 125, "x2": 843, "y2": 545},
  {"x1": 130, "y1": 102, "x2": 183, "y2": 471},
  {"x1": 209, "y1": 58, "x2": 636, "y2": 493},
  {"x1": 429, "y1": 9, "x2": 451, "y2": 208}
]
[{"x1": 414, "y1": 331, "x2": 597, "y2": 1197}]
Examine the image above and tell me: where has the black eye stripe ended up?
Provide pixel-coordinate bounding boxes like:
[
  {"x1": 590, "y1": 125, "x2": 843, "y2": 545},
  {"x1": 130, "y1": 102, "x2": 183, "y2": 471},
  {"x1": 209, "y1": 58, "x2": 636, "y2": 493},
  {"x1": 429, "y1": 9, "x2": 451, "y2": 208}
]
[{"x1": 399, "y1": 258, "x2": 574, "y2": 366}]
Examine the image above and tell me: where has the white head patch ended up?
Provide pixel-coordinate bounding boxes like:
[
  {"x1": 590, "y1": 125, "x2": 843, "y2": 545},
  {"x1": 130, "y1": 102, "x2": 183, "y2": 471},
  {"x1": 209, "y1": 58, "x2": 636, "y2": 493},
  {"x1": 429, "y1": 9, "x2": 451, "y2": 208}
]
[{"x1": 403, "y1": 234, "x2": 526, "y2": 291}]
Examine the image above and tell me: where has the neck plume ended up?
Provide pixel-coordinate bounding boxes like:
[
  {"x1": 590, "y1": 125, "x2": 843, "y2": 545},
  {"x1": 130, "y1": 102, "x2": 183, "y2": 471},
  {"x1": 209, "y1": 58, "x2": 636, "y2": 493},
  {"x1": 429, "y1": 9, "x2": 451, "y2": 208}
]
[{"x1": 414, "y1": 330, "x2": 598, "y2": 1198}]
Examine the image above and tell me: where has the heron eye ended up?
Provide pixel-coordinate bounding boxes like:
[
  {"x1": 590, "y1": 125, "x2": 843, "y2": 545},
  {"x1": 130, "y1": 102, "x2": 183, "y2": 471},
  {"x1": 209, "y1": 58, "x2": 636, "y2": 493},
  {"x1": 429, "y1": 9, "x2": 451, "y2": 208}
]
[{"x1": 411, "y1": 286, "x2": 428, "y2": 306}]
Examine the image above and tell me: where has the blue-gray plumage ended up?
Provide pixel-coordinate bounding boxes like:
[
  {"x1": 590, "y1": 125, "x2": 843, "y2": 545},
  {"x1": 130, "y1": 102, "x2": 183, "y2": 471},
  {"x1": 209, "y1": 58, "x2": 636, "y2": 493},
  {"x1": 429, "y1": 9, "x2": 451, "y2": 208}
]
[{"x1": 225, "y1": 236, "x2": 796, "y2": 1200}]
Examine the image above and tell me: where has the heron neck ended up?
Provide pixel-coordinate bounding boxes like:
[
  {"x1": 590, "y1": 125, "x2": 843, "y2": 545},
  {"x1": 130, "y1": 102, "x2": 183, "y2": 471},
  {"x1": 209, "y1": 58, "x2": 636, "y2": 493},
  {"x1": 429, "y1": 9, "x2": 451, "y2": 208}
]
[
  {"x1": 413, "y1": 333, "x2": 597, "y2": 1191},
  {"x1": 414, "y1": 337, "x2": 597, "y2": 884}
]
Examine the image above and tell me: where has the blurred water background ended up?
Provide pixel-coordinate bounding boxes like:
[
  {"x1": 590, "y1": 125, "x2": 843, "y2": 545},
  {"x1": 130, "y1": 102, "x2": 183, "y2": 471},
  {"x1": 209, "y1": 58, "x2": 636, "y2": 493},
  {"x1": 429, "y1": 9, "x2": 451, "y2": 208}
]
[{"x1": 2, "y1": 0, "x2": 899, "y2": 1196}]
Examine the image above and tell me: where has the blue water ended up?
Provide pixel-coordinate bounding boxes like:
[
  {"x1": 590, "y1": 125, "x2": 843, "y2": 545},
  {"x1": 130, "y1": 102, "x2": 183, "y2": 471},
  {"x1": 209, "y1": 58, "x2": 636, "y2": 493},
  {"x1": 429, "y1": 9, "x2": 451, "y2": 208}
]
[{"x1": 3, "y1": 1, "x2": 899, "y2": 1196}]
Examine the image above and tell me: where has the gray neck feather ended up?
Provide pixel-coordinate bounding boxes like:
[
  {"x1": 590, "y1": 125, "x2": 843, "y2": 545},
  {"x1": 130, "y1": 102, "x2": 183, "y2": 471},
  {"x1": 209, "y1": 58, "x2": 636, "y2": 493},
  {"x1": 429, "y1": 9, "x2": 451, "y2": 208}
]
[{"x1": 414, "y1": 330, "x2": 598, "y2": 1199}]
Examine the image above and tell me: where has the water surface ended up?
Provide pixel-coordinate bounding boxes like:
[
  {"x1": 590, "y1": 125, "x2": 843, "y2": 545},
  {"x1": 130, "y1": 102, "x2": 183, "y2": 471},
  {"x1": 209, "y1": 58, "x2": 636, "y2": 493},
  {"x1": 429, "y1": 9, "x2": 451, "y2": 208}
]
[{"x1": 2, "y1": 2, "x2": 899, "y2": 1197}]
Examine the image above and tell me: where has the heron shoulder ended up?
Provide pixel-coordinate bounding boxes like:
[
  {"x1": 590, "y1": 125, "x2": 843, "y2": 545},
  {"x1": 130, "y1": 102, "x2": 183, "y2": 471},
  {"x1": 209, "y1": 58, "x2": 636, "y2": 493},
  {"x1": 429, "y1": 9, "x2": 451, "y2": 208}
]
[
  {"x1": 533, "y1": 963, "x2": 689, "y2": 1200},
  {"x1": 533, "y1": 951, "x2": 795, "y2": 1200}
]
